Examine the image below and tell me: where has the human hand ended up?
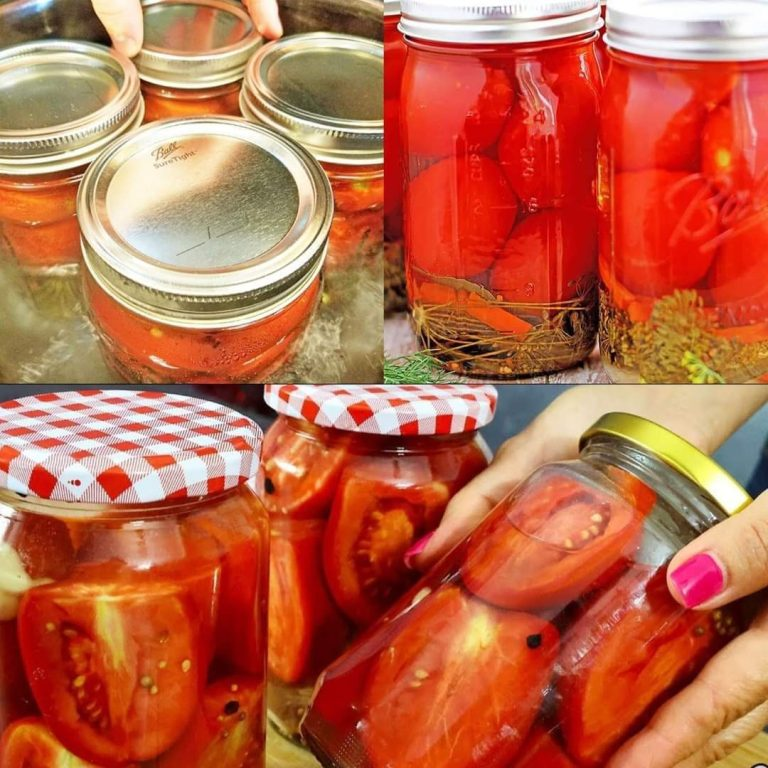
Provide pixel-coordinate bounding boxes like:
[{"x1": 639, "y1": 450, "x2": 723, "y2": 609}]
[{"x1": 92, "y1": 0, "x2": 282, "y2": 58}]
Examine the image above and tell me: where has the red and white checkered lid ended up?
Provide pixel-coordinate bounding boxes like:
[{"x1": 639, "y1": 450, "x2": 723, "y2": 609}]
[
  {"x1": 264, "y1": 385, "x2": 498, "y2": 436},
  {"x1": 0, "y1": 390, "x2": 263, "y2": 504}
]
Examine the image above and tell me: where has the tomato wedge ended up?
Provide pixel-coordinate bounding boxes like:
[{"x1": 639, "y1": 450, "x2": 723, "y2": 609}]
[
  {"x1": 559, "y1": 566, "x2": 726, "y2": 767},
  {"x1": 0, "y1": 718, "x2": 103, "y2": 768},
  {"x1": 323, "y1": 459, "x2": 452, "y2": 627},
  {"x1": 363, "y1": 585, "x2": 559, "y2": 768},
  {"x1": 261, "y1": 418, "x2": 350, "y2": 520},
  {"x1": 269, "y1": 521, "x2": 351, "y2": 684},
  {"x1": 511, "y1": 726, "x2": 576, "y2": 768},
  {"x1": 158, "y1": 677, "x2": 264, "y2": 768},
  {"x1": 18, "y1": 564, "x2": 209, "y2": 766},
  {"x1": 461, "y1": 469, "x2": 644, "y2": 611}
]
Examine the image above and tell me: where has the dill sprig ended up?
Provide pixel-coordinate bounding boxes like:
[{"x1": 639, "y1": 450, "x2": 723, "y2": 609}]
[{"x1": 384, "y1": 353, "x2": 459, "y2": 384}]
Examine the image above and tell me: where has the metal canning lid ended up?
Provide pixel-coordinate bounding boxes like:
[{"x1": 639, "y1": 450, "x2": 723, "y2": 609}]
[
  {"x1": 400, "y1": 0, "x2": 602, "y2": 44},
  {"x1": 580, "y1": 413, "x2": 752, "y2": 517},
  {"x1": 136, "y1": 0, "x2": 263, "y2": 89},
  {"x1": 78, "y1": 117, "x2": 333, "y2": 330},
  {"x1": 385, "y1": 0, "x2": 401, "y2": 16},
  {"x1": 241, "y1": 33, "x2": 383, "y2": 166},
  {"x1": 605, "y1": 0, "x2": 768, "y2": 62},
  {"x1": 0, "y1": 41, "x2": 143, "y2": 175}
]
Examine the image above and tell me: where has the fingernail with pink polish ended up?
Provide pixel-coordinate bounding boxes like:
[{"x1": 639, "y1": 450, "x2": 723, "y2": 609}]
[
  {"x1": 404, "y1": 532, "x2": 435, "y2": 570},
  {"x1": 669, "y1": 553, "x2": 725, "y2": 608}
]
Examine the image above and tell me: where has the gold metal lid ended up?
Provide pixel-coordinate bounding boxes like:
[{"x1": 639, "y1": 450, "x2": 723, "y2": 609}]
[{"x1": 580, "y1": 413, "x2": 752, "y2": 516}]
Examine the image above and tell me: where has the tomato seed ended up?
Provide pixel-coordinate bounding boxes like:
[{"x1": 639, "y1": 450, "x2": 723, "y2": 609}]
[
  {"x1": 182, "y1": 659, "x2": 192, "y2": 672},
  {"x1": 140, "y1": 676, "x2": 154, "y2": 689},
  {"x1": 73, "y1": 675, "x2": 86, "y2": 688}
]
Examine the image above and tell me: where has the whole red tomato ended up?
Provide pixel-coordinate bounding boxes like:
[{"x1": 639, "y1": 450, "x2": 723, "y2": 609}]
[{"x1": 406, "y1": 155, "x2": 519, "y2": 279}]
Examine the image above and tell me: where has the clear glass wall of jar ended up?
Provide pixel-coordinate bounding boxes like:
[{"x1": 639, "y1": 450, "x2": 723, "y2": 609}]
[
  {"x1": 0, "y1": 389, "x2": 269, "y2": 767},
  {"x1": 135, "y1": 0, "x2": 263, "y2": 122},
  {"x1": 599, "y1": 0, "x2": 768, "y2": 383},
  {"x1": 302, "y1": 413, "x2": 750, "y2": 768},
  {"x1": 240, "y1": 33, "x2": 384, "y2": 271},
  {"x1": 78, "y1": 117, "x2": 333, "y2": 383},
  {"x1": 401, "y1": 0, "x2": 603, "y2": 378},
  {"x1": 260, "y1": 385, "x2": 496, "y2": 743}
]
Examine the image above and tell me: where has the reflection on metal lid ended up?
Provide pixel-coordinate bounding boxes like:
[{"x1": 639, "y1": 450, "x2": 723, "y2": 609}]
[
  {"x1": 0, "y1": 41, "x2": 143, "y2": 175},
  {"x1": 78, "y1": 117, "x2": 333, "y2": 329},
  {"x1": 241, "y1": 32, "x2": 383, "y2": 166},
  {"x1": 136, "y1": 0, "x2": 263, "y2": 88}
]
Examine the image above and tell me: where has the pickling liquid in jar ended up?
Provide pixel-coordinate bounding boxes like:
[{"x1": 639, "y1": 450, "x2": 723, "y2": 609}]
[
  {"x1": 0, "y1": 41, "x2": 143, "y2": 274},
  {"x1": 401, "y1": 0, "x2": 603, "y2": 378},
  {"x1": 78, "y1": 117, "x2": 333, "y2": 383},
  {"x1": 0, "y1": 389, "x2": 269, "y2": 767},
  {"x1": 599, "y1": 0, "x2": 768, "y2": 383},
  {"x1": 136, "y1": 0, "x2": 262, "y2": 122},
  {"x1": 260, "y1": 385, "x2": 496, "y2": 743},
  {"x1": 301, "y1": 413, "x2": 750, "y2": 768},
  {"x1": 240, "y1": 33, "x2": 384, "y2": 271}
]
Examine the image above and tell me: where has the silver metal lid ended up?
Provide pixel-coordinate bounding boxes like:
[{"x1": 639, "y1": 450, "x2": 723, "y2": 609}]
[
  {"x1": 400, "y1": 0, "x2": 602, "y2": 43},
  {"x1": 78, "y1": 117, "x2": 333, "y2": 329},
  {"x1": 240, "y1": 33, "x2": 383, "y2": 166},
  {"x1": 605, "y1": 0, "x2": 768, "y2": 61},
  {"x1": 0, "y1": 41, "x2": 143, "y2": 175},
  {"x1": 385, "y1": 0, "x2": 401, "y2": 16},
  {"x1": 135, "y1": 0, "x2": 263, "y2": 88}
]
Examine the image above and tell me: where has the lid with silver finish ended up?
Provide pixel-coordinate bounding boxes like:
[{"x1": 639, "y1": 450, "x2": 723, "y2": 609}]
[
  {"x1": 605, "y1": 0, "x2": 768, "y2": 62},
  {"x1": 241, "y1": 33, "x2": 383, "y2": 166},
  {"x1": 399, "y1": 0, "x2": 602, "y2": 44},
  {"x1": 78, "y1": 117, "x2": 333, "y2": 330},
  {"x1": 136, "y1": 0, "x2": 263, "y2": 89},
  {"x1": 0, "y1": 41, "x2": 143, "y2": 175},
  {"x1": 385, "y1": 0, "x2": 401, "y2": 16}
]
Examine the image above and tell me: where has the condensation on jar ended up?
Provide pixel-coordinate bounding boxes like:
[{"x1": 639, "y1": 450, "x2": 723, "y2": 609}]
[
  {"x1": 0, "y1": 41, "x2": 143, "y2": 274},
  {"x1": 135, "y1": 0, "x2": 262, "y2": 122},
  {"x1": 302, "y1": 413, "x2": 750, "y2": 768},
  {"x1": 599, "y1": 0, "x2": 768, "y2": 383},
  {"x1": 0, "y1": 389, "x2": 269, "y2": 767},
  {"x1": 401, "y1": 0, "x2": 603, "y2": 378},
  {"x1": 260, "y1": 384, "x2": 497, "y2": 742},
  {"x1": 240, "y1": 33, "x2": 384, "y2": 271},
  {"x1": 78, "y1": 117, "x2": 333, "y2": 383}
]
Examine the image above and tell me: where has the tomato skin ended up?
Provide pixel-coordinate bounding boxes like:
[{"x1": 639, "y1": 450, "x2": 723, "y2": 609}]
[
  {"x1": 0, "y1": 718, "x2": 103, "y2": 768},
  {"x1": 511, "y1": 726, "x2": 576, "y2": 768},
  {"x1": 461, "y1": 470, "x2": 643, "y2": 611},
  {"x1": 6, "y1": 516, "x2": 75, "y2": 582},
  {"x1": 362, "y1": 585, "x2": 559, "y2": 768},
  {"x1": 406, "y1": 155, "x2": 519, "y2": 278},
  {"x1": 0, "y1": 621, "x2": 36, "y2": 733}
]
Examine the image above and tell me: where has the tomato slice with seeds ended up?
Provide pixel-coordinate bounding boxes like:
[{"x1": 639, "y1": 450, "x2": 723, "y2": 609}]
[
  {"x1": 0, "y1": 718, "x2": 104, "y2": 768},
  {"x1": 462, "y1": 470, "x2": 644, "y2": 611},
  {"x1": 18, "y1": 564, "x2": 208, "y2": 766},
  {"x1": 363, "y1": 585, "x2": 559, "y2": 768},
  {"x1": 261, "y1": 418, "x2": 350, "y2": 520},
  {"x1": 559, "y1": 566, "x2": 727, "y2": 767},
  {"x1": 511, "y1": 726, "x2": 576, "y2": 768},
  {"x1": 323, "y1": 459, "x2": 452, "y2": 627}
]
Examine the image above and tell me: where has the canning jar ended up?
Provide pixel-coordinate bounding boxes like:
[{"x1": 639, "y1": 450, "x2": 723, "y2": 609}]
[
  {"x1": 241, "y1": 33, "x2": 384, "y2": 270},
  {"x1": 136, "y1": 0, "x2": 263, "y2": 122},
  {"x1": 303, "y1": 412, "x2": 750, "y2": 768},
  {"x1": 401, "y1": 0, "x2": 603, "y2": 378},
  {"x1": 0, "y1": 41, "x2": 143, "y2": 274},
  {"x1": 0, "y1": 389, "x2": 269, "y2": 767},
  {"x1": 260, "y1": 384, "x2": 496, "y2": 741},
  {"x1": 78, "y1": 117, "x2": 333, "y2": 383},
  {"x1": 600, "y1": 0, "x2": 768, "y2": 383}
]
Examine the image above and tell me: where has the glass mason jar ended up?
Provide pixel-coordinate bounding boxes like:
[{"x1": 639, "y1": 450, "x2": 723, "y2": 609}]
[
  {"x1": 0, "y1": 389, "x2": 269, "y2": 767},
  {"x1": 401, "y1": 0, "x2": 603, "y2": 378},
  {"x1": 260, "y1": 384, "x2": 497, "y2": 742},
  {"x1": 0, "y1": 41, "x2": 143, "y2": 274},
  {"x1": 78, "y1": 117, "x2": 333, "y2": 383},
  {"x1": 599, "y1": 0, "x2": 768, "y2": 383},
  {"x1": 135, "y1": 0, "x2": 263, "y2": 122},
  {"x1": 302, "y1": 413, "x2": 751, "y2": 768},
  {"x1": 240, "y1": 33, "x2": 384, "y2": 271}
]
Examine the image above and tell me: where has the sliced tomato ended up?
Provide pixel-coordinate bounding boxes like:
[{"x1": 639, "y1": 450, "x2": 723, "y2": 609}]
[
  {"x1": 406, "y1": 155, "x2": 519, "y2": 278},
  {"x1": 18, "y1": 564, "x2": 208, "y2": 766},
  {"x1": 158, "y1": 677, "x2": 264, "y2": 768},
  {"x1": 461, "y1": 469, "x2": 644, "y2": 611},
  {"x1": 0, "y1": 718, "x2": 104, "y2": 768},
  {"x1": 323, "y1": 458, "x2": 453, "y2": 627},
  {"x1": 268, "y1": 521, "x2": 351, "y2": 685},
  {"x1": 362, "y1": 585, "x2": 559, "y2": 768},
  {"x1": 603, "y1": 465, "x2": 658, "y2": 518},
  {"x1": 559, "y1": 566, "x2": 726, "y2": 767},
  {"x1": 261, "y1": 418, "x2": 350, "y2": 520},
  {"x1": 0, "y1": 621, "x2": 36, "y2": 732},
  {"x1": 511, "y1": 726, "x2": 576, "y2": 768}
]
